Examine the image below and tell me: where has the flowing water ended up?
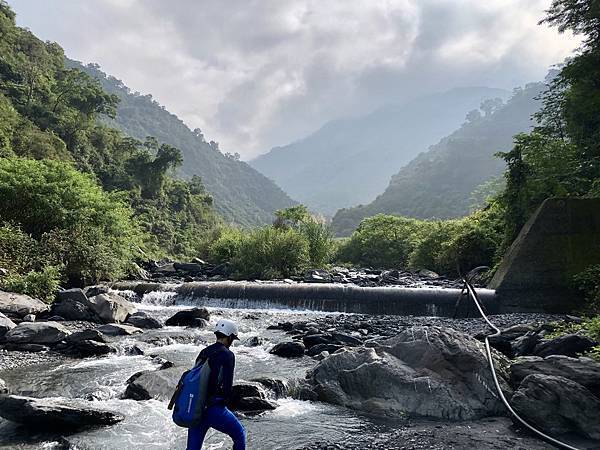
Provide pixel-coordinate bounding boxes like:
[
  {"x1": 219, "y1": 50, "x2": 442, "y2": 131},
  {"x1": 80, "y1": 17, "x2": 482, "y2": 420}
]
[{"x1": 0, "y1": 289, "x2": 403, "y2": 450}]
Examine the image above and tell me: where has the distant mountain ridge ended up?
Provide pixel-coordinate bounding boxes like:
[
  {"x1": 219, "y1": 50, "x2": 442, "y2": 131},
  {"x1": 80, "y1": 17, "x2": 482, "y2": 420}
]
[
  {"x1": 331, "y1": 82, "x2": 544, "y2": 236},
  {"x1": 251, "y1": 87, "x2": 509, "y2": 215},
  {"x1": 73, "y1": 61, "x2": 295, "y2": 227}
]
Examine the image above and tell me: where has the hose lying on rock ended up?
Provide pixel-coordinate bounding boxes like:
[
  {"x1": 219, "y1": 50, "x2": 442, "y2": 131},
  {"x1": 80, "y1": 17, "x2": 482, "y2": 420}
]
[{"x1": 460, "y1": 267, "x2": 580, "y2": 450}]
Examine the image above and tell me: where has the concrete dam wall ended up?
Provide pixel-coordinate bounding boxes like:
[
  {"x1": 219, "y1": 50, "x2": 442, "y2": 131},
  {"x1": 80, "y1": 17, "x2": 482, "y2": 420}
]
[{"x1": 111, "y1": 281, "x2": 498, "y2": 317}]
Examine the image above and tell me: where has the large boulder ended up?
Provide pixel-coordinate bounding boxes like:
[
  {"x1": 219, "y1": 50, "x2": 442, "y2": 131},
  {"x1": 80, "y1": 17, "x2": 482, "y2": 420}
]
[
  {"x1": 124, "y1": 367, "x2": 182, "y2": 401},
  {"x1": 60, "y1": 340, "x2": 114, "y2": 358},
  {"x1": 307, "y1": 326, "x2": 509, "y2": 420},
  {"x1": 510, "y1": 355, "x2": 600, "y2": 396},
  {"x1": 88, "y1": 292, "x2": 137, "y2": 323},
  {"x1": 270, "y1": 341, "x2": 305, "y2": 358},
  {"x1": 229, "y1": 383, "x2": 277, "y2": 415},
  {"x1": 165, "y1": 308, "x2": 210, "y2": 327},
  {"x1": 51, "y1": 289, "x2": 100, "y2": 322},
  {"x1": 4, "y1": 322, "x2": 69, "y2": 345},
  {"x1": 511, "y1": 374, "x2": 600, "y2": 439},
  {"x1": 0, "y1": 394, "x2": 123, "y2": 429},
  {"x1": 533, "y1": 333, "x2": 597, "y2": 357},
  {"x1": 126, "y1": 311, "x2": 162, "y2": 329},
  {"x1": 0, "y1": 312, "x2": 16, "y2": 339},
  {"x1": 0, "y1": 291, "x2": 49, "y2": 319}
]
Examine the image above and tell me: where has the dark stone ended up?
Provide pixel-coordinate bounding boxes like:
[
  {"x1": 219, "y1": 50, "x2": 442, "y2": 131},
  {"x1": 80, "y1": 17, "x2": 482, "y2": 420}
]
[
  {"x1": 241, "y1": 336, "x2": 263, "y2": 347},
  {"x1": 303, "y1": 334, "x2": 335, "y2": 349},
  {"x1": 83, "y1": 285, "x2": 110, "y2": 298},
  {"x1": 47, "y1": 316, "x2": 66, "y2": 322},
  {"x1": 511, "y1": 374, "x2": 600, "y2": 439},
  {"x1": 511, "y1": 331, "x2": 541, "y2": 357},
  {"x1": 270, "y1": 341, "x2": 305, "y2": 358},
  {"x1": 97, "y1": 324, "x2": 142, "y2": 336},
  {"x1": 173, "y1": 262, "x2": 204, "y2": 273},
  {"x1": 4, "y1": 322, "x2": 69, "y2": 345},
  {"x1": 231, "y1": 397, "x2": 277, "y2": 415},
  {"x1": 61, "y1": 340, "x2": 113, "y2": 358},
  {"x1": 0, "y1": 378, "x2": 7, "y2": 394},
  {"x1": 251, "y1": 378, "x2": 288, "y2": 398},
  {"x1": 304, "y1": 269, "x2": 332, "y2": 283},
  {"x1": 510, "y1": 355, "x2": 600, "y2": 396},
  {"x1": 0, "y1": 394, "x2": 124, "y2": 429},
  {"x1": 533, "y1": 333, "x2": 597, "y2": 357},
  {"x1": 150, "y1": 356, "x2": 174, "y2": 370},
  {"x1": 88, "y1": 293, "x2": 137, "y2": 324},
  {"x1": 0, "y1": 291, "x2": 49, "y2": 319},
  {"x1": 4, "y1": 343, "x2": 48, "y2": 352},
  {"x1": 165, "y1": 308, "x2": 210, "y2": 326},
  {"x1": 126, "y1": 311, "x2": 162, "y2": 329},
  {"x1": 306, "y1": 343, "x2": 343, "y2": 357},
  {"x1": 66, "y1": 329, "x2": 107, "y2": 343},
  {"x1": 123, "y1": 367, "x2": 182, "y2": 401},
  {"x1": 51, "y1": 296, "x2": 99, "y2": 322},
  {"x1": 331, "y1": 332, "x2": 363, "y2": 347}
]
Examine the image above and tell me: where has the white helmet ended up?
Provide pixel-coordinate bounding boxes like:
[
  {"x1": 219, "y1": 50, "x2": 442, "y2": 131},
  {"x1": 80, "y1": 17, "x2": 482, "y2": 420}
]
[{"x1": 214, "y1": 319, "x2": 239, "y2": 340}]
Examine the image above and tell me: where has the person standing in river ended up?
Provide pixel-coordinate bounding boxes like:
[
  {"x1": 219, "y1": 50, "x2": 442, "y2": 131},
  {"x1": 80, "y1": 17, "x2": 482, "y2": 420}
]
[{"x1": 187, "y1": 319, "x2": 246, "y2": 450}]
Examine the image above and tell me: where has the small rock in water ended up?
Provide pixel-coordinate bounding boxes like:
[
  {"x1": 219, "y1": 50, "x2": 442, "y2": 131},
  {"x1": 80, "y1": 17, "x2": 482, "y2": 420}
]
[
  {"x1": 126, "y1": 311, "x2": 163, "y2": 329},
  {"x1": 242, "y1": 336, "x2": 263, "y2": 347},
  {"x1": 22, "y1": 314, "x2": 36, "y2": 322},
  {"x1": 97, "y1": 323, "x2": 143, "y2": 336},
  {"x1": 66, "y1": 329, "x2": 107, "y2": 343},
  {"x1": 270, "y1": 341, "x2": 305, "y2": 358},
  {"x1": 0, "y1": 377, "x2": 8, "y2": 394},
  {"x1": 165, "y1": 308, "x2": 210, "y2": 326},
  {"x1": 0, "y1": 394, "x2": 124, "y2": 429},
  {"x1": 60, "y1": 339, "x2": 113, "y2": 358}
]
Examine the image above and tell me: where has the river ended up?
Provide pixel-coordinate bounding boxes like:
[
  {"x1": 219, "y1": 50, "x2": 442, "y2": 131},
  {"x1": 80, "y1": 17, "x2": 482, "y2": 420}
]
[{"x1": 0, "y1": 289, "x2": 406, "y2": 450}]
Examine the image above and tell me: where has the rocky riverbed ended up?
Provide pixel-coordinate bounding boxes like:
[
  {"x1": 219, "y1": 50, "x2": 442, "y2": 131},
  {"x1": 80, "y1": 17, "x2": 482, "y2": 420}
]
[{"x1": 0, "y1": 285, "x2": 599, "y2": 449}]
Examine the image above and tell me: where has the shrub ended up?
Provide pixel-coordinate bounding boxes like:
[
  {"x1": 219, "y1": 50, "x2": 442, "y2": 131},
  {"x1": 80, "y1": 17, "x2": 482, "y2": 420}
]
[
  {"x1": 2, "y1": 266, "x2": 62, "y2": 303},
  {"x1": 574, "y1": 264, "x2": 600, "y2": 315},
  {"x1": 0, "y1": 223, "x2": 38, "y2": 273},
  {"x1": 233, "y1": 227, "x2": 309, "y2": 279},
  {"x1": 0, "y1": 158, "x2": 143, "y2": 284},
  {"x1": 298, "y1": 219, "x2": 335, "y2": 267},
  {"x1": 207, "y1": 227, "x2": 244, "y2": 264},
  {"x1": 336, "y1": 215, "x2": 423, "y2": 268}
]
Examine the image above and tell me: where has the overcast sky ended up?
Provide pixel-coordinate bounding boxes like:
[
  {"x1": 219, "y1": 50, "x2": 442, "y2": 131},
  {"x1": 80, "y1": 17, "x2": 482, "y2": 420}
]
[{"x1": 10, "y1": 0, "x2": 578, "y2": 159}]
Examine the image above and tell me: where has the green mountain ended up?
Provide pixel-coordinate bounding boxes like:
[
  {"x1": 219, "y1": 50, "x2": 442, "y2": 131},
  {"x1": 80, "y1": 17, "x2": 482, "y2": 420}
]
[
  {"x1": 251, "y1": 87, "x2": 509, "y2": 215},
  {"x1": 331, "y1": 82, "x2": 544, "y2": 236},
  {"x1": 73, "y1": 61, "x2": 295, "y2": 227}
]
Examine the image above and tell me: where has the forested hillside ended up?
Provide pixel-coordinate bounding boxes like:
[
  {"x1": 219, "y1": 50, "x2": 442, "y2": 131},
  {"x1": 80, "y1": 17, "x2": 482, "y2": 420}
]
[
  {"x1": 73, "y1": 62, "x2": 295, "y2": 227},
  {"x1": 251, "y1": 87, "x2": 508, "y2": 215},
  {"x1": 331, "y1": 82, "x2": 543, "y2": 236}
]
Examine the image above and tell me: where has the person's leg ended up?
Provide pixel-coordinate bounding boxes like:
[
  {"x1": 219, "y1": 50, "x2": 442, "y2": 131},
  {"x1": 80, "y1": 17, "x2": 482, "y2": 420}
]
[
  {"x1": 208, "y1": 406, "x2": 246, "y2": 450},
  {"x1": 187, "y1": 420, "x2": 210, "y2": 450}
]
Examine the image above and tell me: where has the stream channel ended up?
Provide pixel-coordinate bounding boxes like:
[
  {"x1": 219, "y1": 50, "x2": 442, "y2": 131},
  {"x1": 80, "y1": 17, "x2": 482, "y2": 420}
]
[{"x1": 0, "y1": 287, "x2": 417, "y2": 450}]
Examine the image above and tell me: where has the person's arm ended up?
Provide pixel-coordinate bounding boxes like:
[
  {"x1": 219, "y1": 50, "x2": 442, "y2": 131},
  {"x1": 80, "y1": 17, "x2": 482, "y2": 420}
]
[{"x1": 221, "y1": 352, "x2": 235, "y2": 402}]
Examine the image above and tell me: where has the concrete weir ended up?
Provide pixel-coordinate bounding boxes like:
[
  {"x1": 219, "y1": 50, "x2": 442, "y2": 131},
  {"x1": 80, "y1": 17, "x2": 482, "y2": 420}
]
[{"x1": 111, "y1": 281, "x2": 498, "y2": 317}]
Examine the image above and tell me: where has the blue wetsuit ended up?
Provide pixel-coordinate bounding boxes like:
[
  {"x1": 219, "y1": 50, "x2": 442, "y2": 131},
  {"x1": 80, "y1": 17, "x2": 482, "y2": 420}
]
[{"x1": 187, "y1": 342, "x2": 246, "y2": 450}]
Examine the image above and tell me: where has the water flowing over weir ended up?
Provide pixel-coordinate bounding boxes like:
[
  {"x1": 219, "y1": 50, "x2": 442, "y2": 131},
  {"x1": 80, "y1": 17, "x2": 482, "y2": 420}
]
[{"x1": 110, "y1": 281, "x2": 498, "y2": 317}]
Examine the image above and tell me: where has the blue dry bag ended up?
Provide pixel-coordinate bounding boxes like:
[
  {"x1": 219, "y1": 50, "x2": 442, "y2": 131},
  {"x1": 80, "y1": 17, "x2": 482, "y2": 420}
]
[{"x1": 169, "y1": 355, "x2": 213, "y2": 428}]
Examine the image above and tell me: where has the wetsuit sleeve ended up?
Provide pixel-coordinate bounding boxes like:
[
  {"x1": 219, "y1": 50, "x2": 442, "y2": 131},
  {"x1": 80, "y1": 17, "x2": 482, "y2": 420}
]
[{"x1": 221, "y1": 352, "x2": 235, "y2": 402}]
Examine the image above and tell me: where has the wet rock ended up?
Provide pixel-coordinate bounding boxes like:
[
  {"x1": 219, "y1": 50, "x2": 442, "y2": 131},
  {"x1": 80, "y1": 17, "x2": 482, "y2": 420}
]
[
  {"x1": 47, "y1": 315, "x2": 65, "y2": 322},
  {"x1": 270, "y1": 341, "x2": 305, "y2": 358},
  {"x1": 88, "y1": 292, "x2": 137, "y2": 324},
  {"x1": 241, "y1": 336, "x2": 263, "y2": 347},
  {"x1": 165, "y1": 308, "x2": 210, "y2": 326},
  {"x1": 22, "y1": 314, "x2": 36, "y2": 322},
  {"x1": 304, "y1": 269, "x2": 332, "y2": 283},
  {"x1": 252, "y1": 377, "x2": 288, "y2": 398},
  {"x1": 83, "y1": 285, "x2": 110, "y2": 298},
  {"x1": 126, "y1": 311, "x2": 162, "y2": 329},
  {"x1": 66, "y1": 329, "x2": 107, "y2": 343},
  {"x1": 150, "y1": 356, "x2": 174, "y2": 370},
  {"x1": 511, "y1": 374, "x2": 600, "y2": 439},
  {"x1": 97, "y1": 323, "x2": 143, "y2": 336},
  {"x1": 533, "y1": 333, "x2": 597, "y2": 357},
  {"x1": 4, "y1": 343, "x2": 48, "y2": 352},
  {"x1": 0, "y1": 394, "x2": 124, "y2": 429},
  {"x1": 331, "y1": 332, "x2": 363, "y2": 347},
  {"x1": 4, "y1": 322, "x2": 69, "y2": 345},
  {"x1": 0, "y1": 312, "x2": 16, "y2": 339},
  {"x1": 230, "y1": 383, "x2": 277, "y2": 415},
  {"x1": 305, "y1": 343, "x2": 343, "y2": 357},
  {"x1": 123, "y1": 367, "x2": 182, "y2": 401},
  {"x1": 303, "y1": 333, "x2": 335, "y2": 349},
  {"x1": 0, "y1": 378, "x2": 7, "y2": 394},
  {"x1": 314, "y1": 351, "x2": 329, "y2": 361},
  {"x1": 417, "y1": 269, "x2": 440, "y2": 279},
  {"x1": 60, "y1": 340, "x2": 113, "y2": 358},
  {"x1": 511, "y1": 331, "x2": 541, "y2": 357},
  {"x1": 174, "y1": 262, "x2": 204, "y2": 273},
  {"x1": 267, "y1": 321, "x2": 294, "y2": 331},
  {"x1": 0, "y1": 291, "x2": 49, "y2": 319},
  {"x1": 307, "y1": 326, "x2": 509, "y2": 420},
  {"x1": 51, "y1": 290, "x2": 100, "y2": 322},
  {"x1": 510, "y1": 355, "x2": 600, "y2": 396}
]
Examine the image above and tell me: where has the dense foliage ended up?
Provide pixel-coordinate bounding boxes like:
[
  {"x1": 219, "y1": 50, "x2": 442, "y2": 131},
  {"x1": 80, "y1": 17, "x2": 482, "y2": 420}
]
[
  {"x1": 0, "y1": 2, "x2": 221, "y2": 292},
  {"x1": 336, "y1": 208, "x2": 503, "y2": 276}
]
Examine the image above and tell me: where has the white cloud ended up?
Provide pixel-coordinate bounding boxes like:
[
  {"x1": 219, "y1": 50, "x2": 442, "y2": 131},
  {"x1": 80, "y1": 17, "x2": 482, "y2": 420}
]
[{"x1": 11, "y1": 0, "x2": 579, "y2": 158}]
